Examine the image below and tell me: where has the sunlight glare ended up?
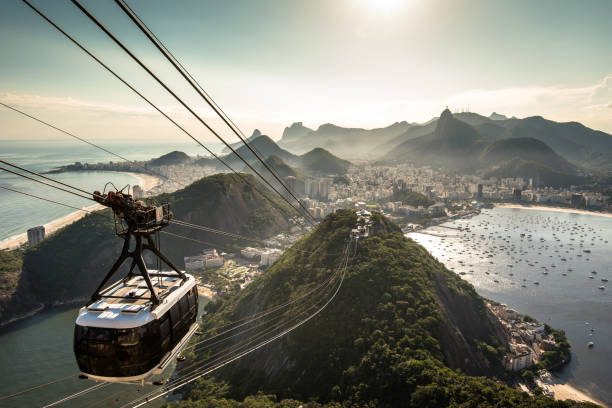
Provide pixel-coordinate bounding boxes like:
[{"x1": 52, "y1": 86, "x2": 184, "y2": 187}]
[{"x1": 361, "y1": 0, "x2": 407, "y2": 13}]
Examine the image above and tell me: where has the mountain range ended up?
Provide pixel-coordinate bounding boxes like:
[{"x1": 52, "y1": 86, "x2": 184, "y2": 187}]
[
  {"x1": 278, "y1": 121, "x2": 412, "y2": 158},
  {"x1": 274, "y1": 111, "x2": 612, "y2": 179},
  {"x1": 380, "y1": 109, "x2": 594, "y2": 186}
]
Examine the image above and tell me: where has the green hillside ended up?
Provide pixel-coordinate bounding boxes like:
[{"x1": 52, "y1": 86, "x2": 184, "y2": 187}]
[
  {"x1": 299, "y1": 147, "x2": 352, "y2": 175},
  {"x1": 390, "y1": 190, "x2": 434, "y2": 207},
  {"x1": 149, "y1": 150, "x2": 192, "y2": 166},
  {"x1": 480, "y1": 137, "x2": 577, "y2": 173},
  {"x1": 485, "y1": 158, "x2": 588, "y2": 188},
  {"x1": 170, "y1": 211, "x2": 594, "y2": 407}
]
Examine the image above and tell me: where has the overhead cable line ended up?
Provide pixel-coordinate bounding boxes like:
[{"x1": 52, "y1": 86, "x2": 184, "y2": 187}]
[
  {"x1": 0, "y1": 373, "x2": 79, "y2": 402},
  {"x1": 0, "y1": 166, "x2": 93, "y2": 202},
  {"x1": 0, "y1": 102, "x2": 173, "y2": 184},
  {"x1": 42, "y1": 382, "x2": 109, "y2": 408},
  {"x1": 113, "y1": 0, "x2": 313, "y2": 221},
  {"x1": 130, "y1": 243, "x2": 352, "y2": 406},
  {"x1": 19, "y1": 0, "x2": 301, "y2": 225},
  {"x1": 115, "y1": 0, "x2": 288, "y2": 197},
  {"x1": 0, "y1": 185, "x2": 107, "y2": 219},
  {"x1": 68, "y1": 0, "x2": 316, "y2": 225},
  {"x1": 1, "y1": 160, "x2": 337, "y2": 261},
  {"x1": 125, "y1": 243, "x2": 352, "y2": 408}
]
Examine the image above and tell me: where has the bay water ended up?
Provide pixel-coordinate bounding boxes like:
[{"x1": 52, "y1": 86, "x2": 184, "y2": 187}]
[{"x1": 409, "y1": 206, "x2": 612, "y2": 405}]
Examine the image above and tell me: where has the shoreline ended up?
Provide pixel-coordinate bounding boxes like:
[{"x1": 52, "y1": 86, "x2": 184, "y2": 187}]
[
  {"x1": 125, "y1": 172, "x2": 162, "y2": 192},
  {"x1": 537, "y1": 373, "x2": 605, "y2": 406},
  {"x1": 495, "y1": 203, "x2": 612, "y2": 219},
  {"x1": 0, "y1": 203, "x2": 103, "y2": 251},
  {"x1": 0, "y1": 171, "x2": 163, "y2": 251}
]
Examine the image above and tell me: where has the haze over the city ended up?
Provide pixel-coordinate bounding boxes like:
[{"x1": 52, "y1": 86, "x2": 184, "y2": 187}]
[{"x1": 1, "y1": 0, "x2": 611, "y2": 142}]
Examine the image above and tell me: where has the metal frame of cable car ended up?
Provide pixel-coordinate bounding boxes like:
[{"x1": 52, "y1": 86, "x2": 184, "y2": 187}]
[{"x1": 89, "y1": 190, "x2": 186, "y2": 306}]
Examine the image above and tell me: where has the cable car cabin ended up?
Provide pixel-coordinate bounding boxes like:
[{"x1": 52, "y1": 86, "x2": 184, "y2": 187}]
[{"x1": 74, "y1": 272, "x2": 198, "y2": 383}]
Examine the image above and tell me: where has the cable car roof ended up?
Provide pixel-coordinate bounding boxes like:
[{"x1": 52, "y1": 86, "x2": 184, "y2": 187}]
[{"x1": 76, "y1": 272, "x2": 196, "y2": 329}]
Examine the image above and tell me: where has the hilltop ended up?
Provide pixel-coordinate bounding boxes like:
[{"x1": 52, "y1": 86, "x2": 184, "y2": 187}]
[
  {"x1": 0, "y1": 173, "x2": 295, "y2": 325},
  {"x1": 300, "y1": 147, "x2": 352, "y2": 175},
  {"x1": 148, "y1": 150, "x2": 191, "y2": 167},
  {"x1": 383, "y1": 109, "x2": 488, "y2": 171},
  {"x1": 174, "y1": 211, "x2": 595, "y2": 407},
  {"x1": 234, "y1": 136, "x2": 352, "y2": 177},
  {"x1": 223, "y1": 135, "x2": 299, "y2": 169}
]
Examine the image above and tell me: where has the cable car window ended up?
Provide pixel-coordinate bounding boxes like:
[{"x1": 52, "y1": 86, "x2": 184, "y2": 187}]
[
  {"x1": 180, "y1": 295, "x2": 189, "y2": 315},
  {"x1": 86, "y1": 327, "x2": 113, "y2": 342},
  {"x1": 117, "y1": 328, "x2": 139, "y2": 346}
]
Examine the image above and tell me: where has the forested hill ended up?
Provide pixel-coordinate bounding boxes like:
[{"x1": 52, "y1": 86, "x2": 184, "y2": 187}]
[
  {"x1": 174, "y1": 211, "x2": 597, "y2": 407},
  {"x1": 0, "y1": 173, "x2": 295, "y2": 325}
]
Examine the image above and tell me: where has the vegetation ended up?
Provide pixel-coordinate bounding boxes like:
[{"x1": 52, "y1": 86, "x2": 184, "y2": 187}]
[
  {"x1": 170, "y1": 211, "x2": 596, "y2": 407},
  {"x1": 0, "y1": 249, "x2": 23, "y2": 275},
  {"x1": 149, "y1": 150, "x2": 192, "y2": 166},
  {"x1": 390, "y1": 190, "x2": 434, "y2": 207},
  {"x1": 333, "y1": 175, "x2": 350, "y2": 185},
  {"x1": 485, "y1": 158, "x2": 588, "y2": 188},
  {"x1": 479, "y1": 137, "x2": 577, "y2": 174},
  {"x1": 538, "y1": 325, "x2": 571, "y2": 371}
]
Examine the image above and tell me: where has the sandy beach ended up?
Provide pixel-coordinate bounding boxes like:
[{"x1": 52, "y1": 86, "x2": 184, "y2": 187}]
[
  {"x1": 127, "y1": 172, "x2": 162, "y2": 192},
  {"x1": 537, "y1": 373, "x2": 606, "y2": 406},
  {"x1": 496, "y1": 203, "x2": 612, "y2": 219},
  {"x1": 0, "y1": 203, "x2": 103, "y2": 250}
]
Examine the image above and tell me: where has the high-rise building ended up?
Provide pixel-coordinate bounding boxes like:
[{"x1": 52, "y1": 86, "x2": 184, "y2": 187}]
[
  {"x1": 27, "y1": 226, "x2": 45, "y2": 246},
  {"x1": 132, "y1": 185, "x2": 143, "y2": 199},
  {"x1": 318, "y1": 178, "x2": 330, "y2": 201}
]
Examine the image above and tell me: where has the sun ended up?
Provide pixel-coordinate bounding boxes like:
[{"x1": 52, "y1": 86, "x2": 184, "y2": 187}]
[{"x1": 361, "y1": 0, "x2": 406, "y2": 13}]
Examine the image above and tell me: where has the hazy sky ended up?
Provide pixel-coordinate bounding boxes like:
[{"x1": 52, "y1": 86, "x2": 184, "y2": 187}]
[{"x1": 1, "y1": 0, "x2": 611, "y2": 145}]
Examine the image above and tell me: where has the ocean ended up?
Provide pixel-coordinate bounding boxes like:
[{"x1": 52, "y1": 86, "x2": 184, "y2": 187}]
[
  {"x1": 0, "y1": 139, "x2": 220, "y2": 242},
  {"x1": 408, "y1": 206, "x2": 612, "y2": 405}
]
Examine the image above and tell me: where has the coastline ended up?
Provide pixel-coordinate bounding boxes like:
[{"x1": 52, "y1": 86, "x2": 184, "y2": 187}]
[
  {"x1": 0, "y1": 203, "x2": 103, "y2": 251},
  {"x1": 495, "y1": 203, "x2": 612, "y2": 219},
  {"x1": 126, "y1": 172, "x2": 162, "y2": 192},
  {"x1": 0, "y1": 172, "x2": 163, "y2": 251},
  {"x1": 537, "y1": 374, "x2": 605, "y2": 406}
]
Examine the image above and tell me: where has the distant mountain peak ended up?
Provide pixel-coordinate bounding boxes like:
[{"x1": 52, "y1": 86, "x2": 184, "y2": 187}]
[
  {"x1": 489, "y1": 112, "x2": 508, "y2": 121},
  {"x1": 250, "y1": 129, "x2": 262, "y2": 139},
  {"x1": 440, "y1": 108, "x2": 453, "y2": 120}
]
